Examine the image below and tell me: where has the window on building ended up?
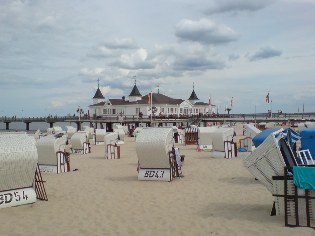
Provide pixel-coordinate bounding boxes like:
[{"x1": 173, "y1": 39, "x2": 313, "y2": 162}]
[
  {"x1": 161, "y1": 108, "x2": 164, "y2": 113},
  {"x1": 170, "y1": 108, "x2": 173, "y2": 113},
  {"x1": 180, "y1": 108, "x2": 183, "y2": 113},
  {"x1": 136, "y1": 108, "x2": 140, "y2": 114},
  {"x1": 103, "y1": 109, "x2": 106, "y2": 114},
  {"x1": 112, "y1": 109, "x2": 116, "y2": 115}
]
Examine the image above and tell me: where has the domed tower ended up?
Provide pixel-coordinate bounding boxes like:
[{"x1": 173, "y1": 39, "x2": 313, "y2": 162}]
[
  {"x1": 188, "y1": 82, "x2": 199, "y2": 104},
  {"x1": 92, "y1": 79, "x2": 105, "y2": 105},
  {"x1": 128, "y1": 79, "x2": 142, "y2": 102}
]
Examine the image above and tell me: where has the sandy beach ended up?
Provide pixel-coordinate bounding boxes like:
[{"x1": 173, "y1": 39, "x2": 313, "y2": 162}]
[{"x1": 0, "y1": 125, "x2": 314, "y2": 236}]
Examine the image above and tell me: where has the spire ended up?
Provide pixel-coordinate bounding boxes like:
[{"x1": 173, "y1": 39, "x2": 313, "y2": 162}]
[
  {"x1": 157, "y1": 83, "x2": 160, "y2": 94},
  {"x1": 188, "y1": 82, "x2": 199, "y2": 100},
  {"x1": 93, "y1": 79, "x2": 105, "y2": 99},
  {"x1": 129, "y1": 78, "x2": 142, "y2": 97}
]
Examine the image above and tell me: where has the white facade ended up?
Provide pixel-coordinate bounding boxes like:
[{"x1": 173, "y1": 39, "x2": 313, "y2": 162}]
[{"x1": 89, "y1": 86, "x2": 215, "y2": 118}]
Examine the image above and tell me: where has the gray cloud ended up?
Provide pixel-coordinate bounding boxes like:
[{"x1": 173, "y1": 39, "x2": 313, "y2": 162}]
[
  {"x1": 204, "y1": 0, "x2": 275, "y2": 15},
  {"x1": 228, "y1": 53, "x2": 240, "y2": 61},
  {"x1": 103, "y1": 38, "x2": 137, "y2": 50},
  {"x1": 248, "y1": 46, "x2": 282, "y2": 61},
  {"x1": 175, "y1": 19, "x2": 238, "y2": 45},
  {"x1": 174, "y1": 56, "x2": 226, "y2": 71}
]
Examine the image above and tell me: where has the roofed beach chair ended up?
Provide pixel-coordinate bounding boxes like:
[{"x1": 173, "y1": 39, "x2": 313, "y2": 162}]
[
  {"x1": 243, "y1": 123, "x2": 261, "y2": 139},
  {"x1": 95, "y1": 129, "x2": 106, "y2": 145},
  {"x1": 83, "y1": 126, "x2": 95, "y2": 141},
  {"x1": 211, "y1": 127, "x2": 236, "y2": 158},
  {"x1": 36, "y1": 134, "x2": 70, "y2": 173},
  {"x1": 136, "y1": 127, "x2": 183, "y2": 181},
  {"x1": 198, "y1": 126, "x2": 218, "y2": 151},
  {"x1": 184, "y1": 126, "x2": 198, "y2": 145},
  {"x1": 70, "y1": 131, "x2": 90, "y2": 154},
  {"x1": 105, "y1": 132, "x2": 120, "y2": 159},
  {"x1": 243, "y1": 129, "x2": 298, "y2": 194},
  {"x1": 66, "y1": 126, "x2": 76, "y2": 139},
  {"x1": 0, "y1": 133, "x2": 40, "y2": 208}
]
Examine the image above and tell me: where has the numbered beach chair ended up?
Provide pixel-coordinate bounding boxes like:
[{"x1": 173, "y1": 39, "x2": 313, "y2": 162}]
[
  {"x1": 0, "y1": 133, "x2": 41, "y2": 208},
  {"x1": 36, "y1": 134, "x2": 70, "y2": 173},
  {"x1": 136, "y1": 127, "x2": 182, "y2": 181},
  {"x1": 198, "y1": 126, "x2": 218, "y2": 151}
]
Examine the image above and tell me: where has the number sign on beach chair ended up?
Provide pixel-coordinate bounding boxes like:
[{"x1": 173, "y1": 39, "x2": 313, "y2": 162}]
[{"x1": 136, "y1": 128, "x2": 182, "y2": 181}]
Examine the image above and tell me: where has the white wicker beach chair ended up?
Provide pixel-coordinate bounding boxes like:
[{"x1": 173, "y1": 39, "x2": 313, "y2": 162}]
[
  {"x1": 243, "y1": 130, "x2": 294, "y2": 193},
  {"x1": 83, "y1": 126, "x2": 95, "y2": 140},
  {"x1": 198, "y1": 126, "x2": 218, "y2": 151},
  {"x1": 243, "y1": 124, "x2": 261, "y2": 139},
  {"x1": 136, "y1": 127, "x2": 181, "y2": 181},
  {"x1": 105, "y1": 132, "x2": 120, "y2": 159},
  {"x1": 95, "y1": 129, "x2": 107, "y2": 145},
  {"x1": 211, "y1": 127, "x2": 235, "y2": 158},
  {"x1": 36, "y1": 134, "x2": 69, "y2": 173},
  {"x1": 66, "y1": 126, "x2": 76, "y2": 139},
  {"x1": 0, "y1": 133, "x2": 38, "y2": 208},
  {"x1": 70, "y1": 131, "x2": 90, "y2": 154}
]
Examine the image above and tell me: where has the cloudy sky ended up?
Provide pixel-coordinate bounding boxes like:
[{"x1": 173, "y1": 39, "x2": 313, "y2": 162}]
[{"x1": 1, "y1": 0, "x2": 314, "y2": 117}]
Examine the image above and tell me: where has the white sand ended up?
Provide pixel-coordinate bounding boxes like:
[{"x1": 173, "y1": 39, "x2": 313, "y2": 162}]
[{"x1": 0, "y1": 125, "x2": 314, "y2": 236}]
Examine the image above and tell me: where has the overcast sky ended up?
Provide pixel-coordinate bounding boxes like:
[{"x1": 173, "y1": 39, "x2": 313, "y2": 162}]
[{"x1": 1, "y1": 0, "x2": 314, "y2": 117}]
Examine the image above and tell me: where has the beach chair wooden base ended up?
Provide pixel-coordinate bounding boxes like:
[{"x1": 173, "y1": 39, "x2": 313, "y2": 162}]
[
  {"x1": 272, "y1": 167, "x2": 315, "y2": 228},
  {"x1": 73, "y1": 142, "x2": 90, "y2": 154},
  {"x1": 105, "y1": 144, "x2": 120, "y2": 159},
  {"x1": 34, "y1": 164, "x2": 48, "y2": 201},
  {"x1": 224, "y1": 141, "x2": 237, "y2": 158},
  {"x1": 38, "y1": 151, "x2": 70, "y2": 174}
]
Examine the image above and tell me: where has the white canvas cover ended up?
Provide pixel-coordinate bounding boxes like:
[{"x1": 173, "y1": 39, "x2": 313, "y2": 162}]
[
  {"x1": 95, "y1": 129, "x2": 106, "y2": 143},
  {"x1": 212, "y1": 128, "x2": 234, "y2": 152},
  {"x1": 71, "y1": 132, "x2": 87, "y2": 150},
  {"x1": 36, "y1": 134, "x2": 67, "y2": 166},
  {"x1": 198, "y1": 126, "x2": 218, "y2": 148},
  {"x1": 0, "y1": 134, "x2": 38, "y2": 192},
  {"x1": 136, "y1": 128, "x2": 174, "y2": 169},
  {"x1": 104, "y1": 133, "x2": 119, "y2": 159},
  {"x1": 83, "y1": 126, "x2": 94, "y2": 140},
  {"x1": 66, "y1": 126, "x2": 76, "y2": 139},
  {"x1": 115, "y1": 129, "x2": 125, "y2": 143}
]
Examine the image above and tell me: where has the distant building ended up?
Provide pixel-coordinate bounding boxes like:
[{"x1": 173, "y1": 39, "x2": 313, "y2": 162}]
[{"x1": 89, "y1": 81, "x2": 216, "y2": 118}]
